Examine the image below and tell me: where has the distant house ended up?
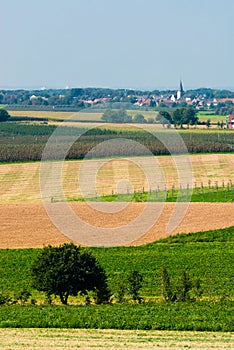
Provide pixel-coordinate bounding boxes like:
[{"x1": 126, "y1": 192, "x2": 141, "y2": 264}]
[{"x1": 226, "y1": 114, "x2": 234, "y2": 129}]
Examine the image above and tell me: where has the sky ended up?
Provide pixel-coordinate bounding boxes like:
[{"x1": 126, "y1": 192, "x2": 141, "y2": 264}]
[{"x1": 1, "y1": 0, "x2": 234, "y2": 91}]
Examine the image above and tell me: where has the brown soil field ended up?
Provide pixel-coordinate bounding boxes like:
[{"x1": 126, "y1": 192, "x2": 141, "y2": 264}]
[
  {"x1": 0, "y1": 329, "x2": 233, "y2": 350},
  {"x1": 1, "y1": 202, "x2": 234, "y2": 248},
  {"x1": 0, "y1": 154, "x2": 233, "y2": 203}
]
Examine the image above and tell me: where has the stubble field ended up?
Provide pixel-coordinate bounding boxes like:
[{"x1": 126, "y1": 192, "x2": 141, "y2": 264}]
[
  {"x1": 0, "y1": 329, "x2": 233, "y2": 350},
  {"x1": 1, "y1": 154, "x2": 234, "y2": 203}
]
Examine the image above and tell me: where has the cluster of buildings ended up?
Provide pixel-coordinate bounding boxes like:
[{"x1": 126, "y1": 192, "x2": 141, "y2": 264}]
[{"x1": 226, "y1": 115, "x2": 234, "y2": 129}]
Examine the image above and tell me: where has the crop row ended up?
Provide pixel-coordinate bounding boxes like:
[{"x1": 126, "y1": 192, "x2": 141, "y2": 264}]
[
  {"x1": 0, "y1": 126, "x2": 233, "y2": 162},
  {"x1": 0, "y1": 302, "x2": 233, "y2": 331}
]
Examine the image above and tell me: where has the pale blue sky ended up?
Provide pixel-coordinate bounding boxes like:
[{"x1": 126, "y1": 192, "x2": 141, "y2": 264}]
[{"x1": 1, "y1": 0, "x2": 234, "y2": 90}]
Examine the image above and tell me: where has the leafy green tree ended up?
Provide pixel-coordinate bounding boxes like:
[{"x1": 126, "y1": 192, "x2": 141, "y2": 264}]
[
  {"x1": 156, "y1": 111, "x2": 172, "y2": 127},
  {"x1": 0, "y1": 109, "x2": 10, "y2": 122},
  {"x1": 185, "y1": 108, "x2": 198, "y2": 126},
  {"x1": 127, "y1": 270, "x2": 143, "y2": 303},
  {"x1": 133, "y1": 113, "x2": 146, "y2": 123},
  {"x1": 172, "y1": 108, "x2": 198, "y2": 128},
  {"x1": 31, "y1": 243, "x2": 110, "y2": 305}
]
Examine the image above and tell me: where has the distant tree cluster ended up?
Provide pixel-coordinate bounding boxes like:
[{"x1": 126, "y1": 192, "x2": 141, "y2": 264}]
[
  {"x1": 172, "y1": 108, "x2": 198, "y2": 127},
  {"x1": 215, "y1": 101, "x2": 234, "y2": 115},
  {"x1": 155, "y1": 108, "x2": 198, "y2": 128},
  {"x1": 0, "y1": 109, "x2": 10, "y2": 122},
  {"x1": 101, "y1": 109, "x2": 147, "y2": 123}
]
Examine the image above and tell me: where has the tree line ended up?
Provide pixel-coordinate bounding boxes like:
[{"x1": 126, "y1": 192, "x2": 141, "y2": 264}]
[{"x1": 102, "y1": 108, "x2": 198, "y2": 127}]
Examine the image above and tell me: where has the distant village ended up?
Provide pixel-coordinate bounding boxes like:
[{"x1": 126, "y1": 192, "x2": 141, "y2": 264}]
[
  {"x1": 1, "y1": 82, "x2": 234, "y2": 110},
  {"x1": 1, "y1": 82, "x2": 234, "y2": 128}
]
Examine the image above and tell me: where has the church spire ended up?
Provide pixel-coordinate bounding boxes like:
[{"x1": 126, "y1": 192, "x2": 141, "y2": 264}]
[
  {"x1": 177, "y1": 79, "x2": 184, "y2": 100},
  {"x1": 179, "y1": 79, "x2": 184, "y2": 93}
]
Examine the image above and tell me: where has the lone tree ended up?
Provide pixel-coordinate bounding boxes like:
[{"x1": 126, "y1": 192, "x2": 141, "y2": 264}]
[
  {"x1": 0, "y1": 109, "x2": 10, "y2": 122},
  {"x1": 31, "y1": 243, "x2": 110, "y2": 305}
]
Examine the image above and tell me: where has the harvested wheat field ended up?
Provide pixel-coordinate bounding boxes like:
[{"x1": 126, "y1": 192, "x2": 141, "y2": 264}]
[
  {"x1": 0, "y1": 202, "x2": 234, "y2": 248},
  {"x1": 0, "y1": 329, "x2": 233, "y2": 350},
  {"x1": 0, "y1": 154, "x2": 234, "y2": 203}
]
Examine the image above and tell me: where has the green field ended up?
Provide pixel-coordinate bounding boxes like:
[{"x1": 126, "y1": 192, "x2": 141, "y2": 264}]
[
  {"x1": 197, "y1": 112, "x2": 226, "y2": 123},
  {"x1": 0, "y1": 302, "x2": 233, "y2": 331},
  {"x1": 84, "y1": 184, "x2": 234, "y2": 203},
  {"x1": 0, "y1": 227, "x2": 233, "y2": 330},
  {"x1": 1, "y1": 234, "x2": 233, "y2": 300}
]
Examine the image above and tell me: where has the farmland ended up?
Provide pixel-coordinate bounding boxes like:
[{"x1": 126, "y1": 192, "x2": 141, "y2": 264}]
[
  {"x1": 0, "y1": 154, "x2": 234, "y2": 203},
  {"x1": 0, "y1": 226, "x2": 234, "y2": 330},
  {"x1": 0, "y1": 121, "x2": 234, "y2": 163},
  {"x1": 1, "y1": 202, "x2": 234, "y2": 248},
  {"x1": 8, "y1": 109, "x2": 159, "y2": 122},
  {"x1": 0, "y1": 113, "x2": 233, "y2": 337},
  {"x1": 197, "y1": 112, "x2": 226, "y2": 123},
  {"x1": 1, "y1": 329, "x2": 233, "y2": 350},
  {"x1": 8, "y1": 109, "x2": 228, "y2": 124}
]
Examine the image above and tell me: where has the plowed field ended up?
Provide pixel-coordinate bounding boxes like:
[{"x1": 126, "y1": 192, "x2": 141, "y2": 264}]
[{"x1": 1, "y1": 202, "x2": 234, "y2": 248}]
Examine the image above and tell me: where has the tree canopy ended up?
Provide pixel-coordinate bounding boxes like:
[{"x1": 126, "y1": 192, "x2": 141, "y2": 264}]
[
  {"x1": 0, "y1": 109, "x2": 10, "y2": 122},
  {"x1": 31, "y1": 243, "x2": 110, "y2": 305},
  {"x1": 156, "y1": 111, "x2": 172, "y2": 126},
  {"x1": 101, "y1": 109, "x2": 132, "y2": 123},
  {"x1": 172, "y1": 108, "x2": 198, "y2": 127}
]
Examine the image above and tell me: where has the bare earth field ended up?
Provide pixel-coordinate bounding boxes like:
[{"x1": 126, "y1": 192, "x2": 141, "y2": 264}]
[
  {"x1": 0, "y1": 329, "x2": 233, "y2": 350},
  {"x1": 1, "y1": 202, "x2": 234, "y2": 248}
]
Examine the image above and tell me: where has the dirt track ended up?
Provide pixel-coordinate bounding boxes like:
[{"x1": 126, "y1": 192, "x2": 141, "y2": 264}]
[{"x1": 1, "y1": 202, "x2": 234, "y2": 248}]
